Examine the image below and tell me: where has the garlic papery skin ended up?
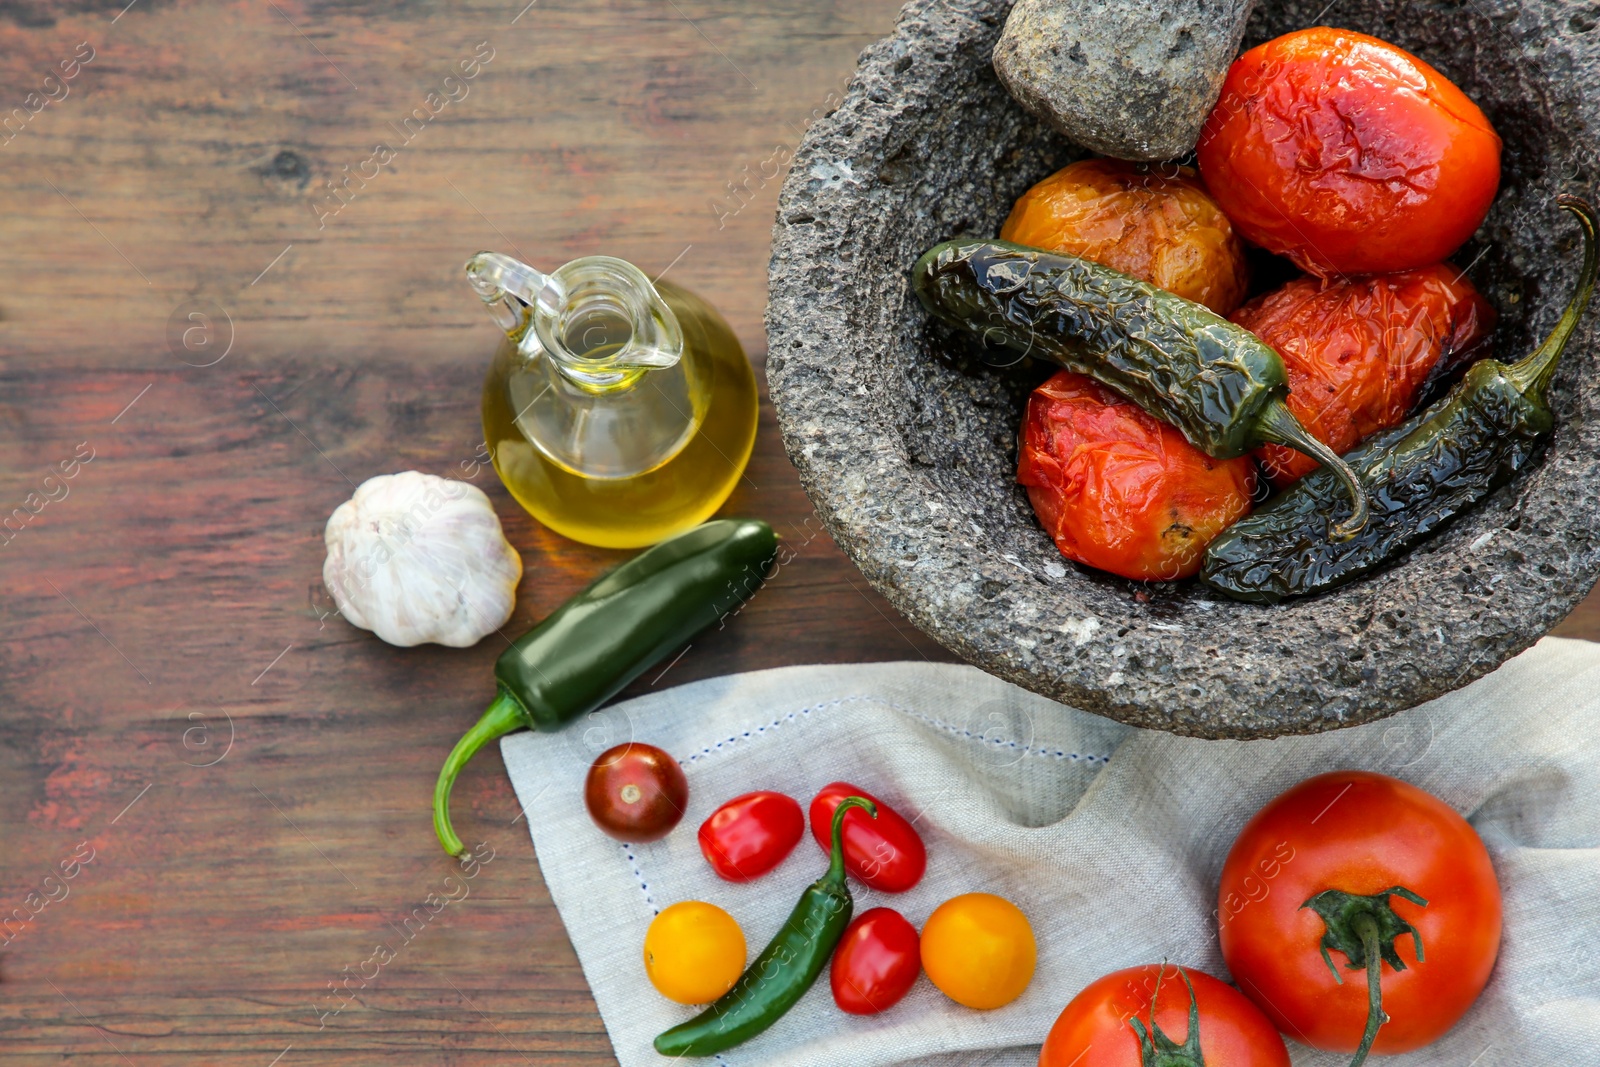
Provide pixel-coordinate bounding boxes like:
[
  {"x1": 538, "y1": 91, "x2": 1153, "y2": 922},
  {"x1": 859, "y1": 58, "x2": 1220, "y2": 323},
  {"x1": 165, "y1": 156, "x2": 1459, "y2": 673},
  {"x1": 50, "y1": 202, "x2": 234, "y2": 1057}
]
[{"x1": 323, "y1": 471, "x2": 522, "y2": 648}]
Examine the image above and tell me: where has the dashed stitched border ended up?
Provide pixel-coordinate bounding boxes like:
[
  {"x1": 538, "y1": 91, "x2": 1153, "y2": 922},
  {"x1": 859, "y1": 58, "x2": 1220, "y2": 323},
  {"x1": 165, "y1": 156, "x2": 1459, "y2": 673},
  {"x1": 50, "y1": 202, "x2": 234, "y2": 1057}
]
[
  {"x1": 675, "y1": 693, "x2": 1118, "y2": 769},
  {"x1": 899, "y1": 707, "x2": 1116, "y2": 766},
  {"x1": 677, "y1": 694, "x2": 877, "y2": 766},
  {"x1": 622, "y1": 844, "x2": 658, "y2": 916}
]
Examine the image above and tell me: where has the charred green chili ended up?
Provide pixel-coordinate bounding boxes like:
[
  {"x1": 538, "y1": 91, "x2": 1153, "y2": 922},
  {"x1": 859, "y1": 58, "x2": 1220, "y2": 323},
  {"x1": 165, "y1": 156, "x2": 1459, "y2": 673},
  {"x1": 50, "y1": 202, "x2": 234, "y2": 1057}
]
[
  {"x1": 654, "y1": 797, "x2": 875, "y2": 1057},
  {"x1": 432, "y1": 518, "x2": 777, "y2": 857},
  {"x1": 1201, "y1": 196, "x2": 1597, "y2": 603},
  {"x1": 913, "y1": 238, "x2": 1371, "y2": 537}
]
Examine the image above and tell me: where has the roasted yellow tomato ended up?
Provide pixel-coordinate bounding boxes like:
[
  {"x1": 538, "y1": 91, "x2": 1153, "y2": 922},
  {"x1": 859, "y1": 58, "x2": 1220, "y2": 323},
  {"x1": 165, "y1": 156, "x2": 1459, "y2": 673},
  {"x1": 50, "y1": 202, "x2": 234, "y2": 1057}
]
[{"x1": 1000, "y1": 158, "x2": 1250, "y2": 315}]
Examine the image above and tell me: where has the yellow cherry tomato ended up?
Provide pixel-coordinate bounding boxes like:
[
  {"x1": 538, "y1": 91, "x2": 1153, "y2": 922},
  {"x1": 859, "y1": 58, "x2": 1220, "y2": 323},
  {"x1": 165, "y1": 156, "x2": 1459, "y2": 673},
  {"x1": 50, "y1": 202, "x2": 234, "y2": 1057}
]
[
  {"x1": 919, "y1": 892, "x2": 1036, "y2": 1009},
  {"x1": 643, "y1": 901, "x2": 747, "y2": 1005}
]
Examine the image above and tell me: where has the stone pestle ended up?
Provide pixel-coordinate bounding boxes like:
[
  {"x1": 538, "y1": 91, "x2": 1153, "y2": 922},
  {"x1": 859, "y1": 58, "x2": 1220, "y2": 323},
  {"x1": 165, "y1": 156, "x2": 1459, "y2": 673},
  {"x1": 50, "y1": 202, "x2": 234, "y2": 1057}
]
[{"x1": 992, "y1": 0, "x2": 1257, "y2": 162}]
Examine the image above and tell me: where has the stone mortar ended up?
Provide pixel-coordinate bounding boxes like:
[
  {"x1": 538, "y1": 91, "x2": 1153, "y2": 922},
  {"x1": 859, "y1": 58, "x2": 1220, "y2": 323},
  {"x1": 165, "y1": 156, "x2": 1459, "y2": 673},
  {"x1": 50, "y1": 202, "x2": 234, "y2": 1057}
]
[{"x1": 766, "y1": 0, "x2": 1600, "y2": 738}]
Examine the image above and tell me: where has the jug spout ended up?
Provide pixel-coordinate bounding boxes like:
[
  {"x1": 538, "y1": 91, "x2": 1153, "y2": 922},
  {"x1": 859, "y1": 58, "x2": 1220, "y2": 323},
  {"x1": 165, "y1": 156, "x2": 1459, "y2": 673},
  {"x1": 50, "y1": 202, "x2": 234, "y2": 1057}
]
[
  {"x1": 465, "y1": 252, "x2": 564, "y2": 339},
  {"x1": 463, "y1": 251, "x2": 683, "y2": 388}
]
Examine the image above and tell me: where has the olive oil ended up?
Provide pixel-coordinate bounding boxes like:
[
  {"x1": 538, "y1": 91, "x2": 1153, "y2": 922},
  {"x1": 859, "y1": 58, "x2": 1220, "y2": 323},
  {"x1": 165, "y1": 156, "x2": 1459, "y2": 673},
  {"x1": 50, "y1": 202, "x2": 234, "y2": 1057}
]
[{"x1": 480, "y1": 276, "x2": 758, "y2": 549}]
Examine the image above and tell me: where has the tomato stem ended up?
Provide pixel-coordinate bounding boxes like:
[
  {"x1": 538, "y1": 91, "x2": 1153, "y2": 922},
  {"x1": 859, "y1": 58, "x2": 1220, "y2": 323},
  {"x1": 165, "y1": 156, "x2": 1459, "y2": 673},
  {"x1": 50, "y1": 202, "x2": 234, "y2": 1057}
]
[
  {"x1": 1128, "y1": 964, "x2": 1206, "y2": 1066},
  {"x1": 1300, "y1": 886, "x2": 1428, "y2": 1067},
  {"x1": 1350, "y1": 913, "x2": 1385, "y2": 1067}
]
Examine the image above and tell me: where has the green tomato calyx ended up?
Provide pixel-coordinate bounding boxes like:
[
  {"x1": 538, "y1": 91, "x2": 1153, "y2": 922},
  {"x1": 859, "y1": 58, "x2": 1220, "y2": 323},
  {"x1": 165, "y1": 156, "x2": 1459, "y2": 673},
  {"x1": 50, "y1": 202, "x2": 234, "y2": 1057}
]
[
  {"x1": 1301, "y1": 885, "x2": 1429, "y2": 1067},
  {"x1": 1129, "y1": 965, "x2": 1206, "y2": 1067}
]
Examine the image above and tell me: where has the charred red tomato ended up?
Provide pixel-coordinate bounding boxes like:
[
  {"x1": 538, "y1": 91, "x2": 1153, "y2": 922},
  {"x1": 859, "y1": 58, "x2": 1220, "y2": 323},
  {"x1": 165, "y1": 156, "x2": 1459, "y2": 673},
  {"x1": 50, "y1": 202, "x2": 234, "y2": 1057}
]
[
  {"x1": 1232, "y1": 265, "x2": 1497, "y2": 488},
  {"x1": 809, "y1": 782, "x2": 926, "y2": 893},
  {"x1": 1197, "y1": 27, "x2": 1501, "y2": 276},
  {"x1": 1018, "y1": 371, "x2": 1257, "y2": 581},
  {"x1": 830, "y1": 907, "x2": 921, "y2": 1015},
  {"x1": 697, "y1": 791, "x2": 804, "y2": 882},
  {"x1": 1220, "y1": 771, "x2": 1502, "y2": 1061},
  {"x1": 583, "y1": 742, "x2": 688, "y2": 843}
]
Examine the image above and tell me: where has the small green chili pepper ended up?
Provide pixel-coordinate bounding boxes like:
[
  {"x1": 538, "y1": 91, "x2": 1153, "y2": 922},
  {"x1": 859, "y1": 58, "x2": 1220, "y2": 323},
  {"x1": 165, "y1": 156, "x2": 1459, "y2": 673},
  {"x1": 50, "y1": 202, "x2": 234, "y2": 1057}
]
[
  {"x1": 653, "y1": 796, "x2": 876, "y2": 1058},
  {"x1": 913, "y1": 238, "x2": 1371, "y2": 538},
  {"x1": 1201, "y1": 196, "x2": 1597, "y2": 604},
  {"x1": 433, "y1": 518, "x2": 777, "y2": 857}
]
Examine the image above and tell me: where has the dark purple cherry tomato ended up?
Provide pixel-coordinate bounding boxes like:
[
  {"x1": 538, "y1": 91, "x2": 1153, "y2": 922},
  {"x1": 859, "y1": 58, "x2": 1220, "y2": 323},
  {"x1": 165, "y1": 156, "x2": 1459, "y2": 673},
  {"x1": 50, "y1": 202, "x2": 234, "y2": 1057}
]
[
  {"x1": 831, "y1": 907, "x2": 921, "y2": 1015},
  {"x1": 808, "y1": 782, "x2": 926, "y2": 893},
  {"x1": 583, "y1": 742, "x2": 688, "y2": 843},
  {"x1": 697, "y1": 791, "x2": 804, "y2": 882}
]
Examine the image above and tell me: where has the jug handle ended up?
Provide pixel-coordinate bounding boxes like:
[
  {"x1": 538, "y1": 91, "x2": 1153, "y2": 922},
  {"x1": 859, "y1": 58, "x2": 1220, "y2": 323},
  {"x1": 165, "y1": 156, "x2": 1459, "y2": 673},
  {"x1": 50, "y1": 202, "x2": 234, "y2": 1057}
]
[{"x1": 464, "y1": 252, "x2": 563, "y2": 340}]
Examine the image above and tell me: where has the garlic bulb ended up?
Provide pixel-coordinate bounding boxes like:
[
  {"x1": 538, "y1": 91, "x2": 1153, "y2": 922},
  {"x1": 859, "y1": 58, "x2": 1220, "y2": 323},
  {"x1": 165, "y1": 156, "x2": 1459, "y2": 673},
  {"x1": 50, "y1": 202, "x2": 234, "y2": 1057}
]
[{"x1": 323, "y1": 471, "x2": 522, "y2": 648}]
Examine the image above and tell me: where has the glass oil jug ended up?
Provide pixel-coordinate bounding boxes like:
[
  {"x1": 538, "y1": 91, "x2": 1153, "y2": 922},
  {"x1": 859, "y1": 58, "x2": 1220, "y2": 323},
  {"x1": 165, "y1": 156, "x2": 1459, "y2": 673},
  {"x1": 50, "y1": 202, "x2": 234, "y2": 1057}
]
[{"x1": 466, "y1": 252, "x2": 758, "y2": 549}]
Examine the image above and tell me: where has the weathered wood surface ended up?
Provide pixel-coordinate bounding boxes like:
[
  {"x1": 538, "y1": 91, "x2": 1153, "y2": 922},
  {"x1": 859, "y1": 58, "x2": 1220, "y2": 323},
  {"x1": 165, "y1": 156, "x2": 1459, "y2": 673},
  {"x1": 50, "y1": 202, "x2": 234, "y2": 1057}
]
[
  {"x1": 0, "y1": 1, "x2": 947, "y2": 1063},
  {"x1": 0, "y1": 1, "x2": 1595, "y2": 1064}
]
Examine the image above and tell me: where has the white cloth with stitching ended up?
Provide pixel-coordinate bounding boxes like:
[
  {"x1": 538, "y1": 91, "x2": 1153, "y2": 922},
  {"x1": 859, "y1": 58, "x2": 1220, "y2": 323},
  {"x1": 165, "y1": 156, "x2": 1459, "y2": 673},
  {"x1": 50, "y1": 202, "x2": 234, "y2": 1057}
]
[{"x1": 502, "y1": 636, "x2": 1600, "y2": 1066}]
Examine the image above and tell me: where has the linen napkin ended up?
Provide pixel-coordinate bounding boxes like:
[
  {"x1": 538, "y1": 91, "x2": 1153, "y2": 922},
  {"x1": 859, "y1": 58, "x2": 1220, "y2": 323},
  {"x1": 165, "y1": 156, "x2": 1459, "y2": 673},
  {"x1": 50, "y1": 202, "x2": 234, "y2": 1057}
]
[{"x1": 502, "y1": 635, "x2": 1600, "y2": 1066}]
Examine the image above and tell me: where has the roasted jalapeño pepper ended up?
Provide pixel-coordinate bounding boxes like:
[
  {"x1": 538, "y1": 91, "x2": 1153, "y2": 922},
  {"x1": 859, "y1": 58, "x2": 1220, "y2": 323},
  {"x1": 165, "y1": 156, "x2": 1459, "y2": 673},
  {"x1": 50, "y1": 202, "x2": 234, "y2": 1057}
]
[
  {"x1": 913, "y1": 239, "x2": 1371, "y2": 538},
  {"x1": 654, "y1": 797, "x2": 876, "y2": 1057},
  {"x1": 432, "y1": 518, "x2": 777, "y2": 857},
  {"x1": 1201, "y1": 196, "x2": 1597, "y2": 603}
]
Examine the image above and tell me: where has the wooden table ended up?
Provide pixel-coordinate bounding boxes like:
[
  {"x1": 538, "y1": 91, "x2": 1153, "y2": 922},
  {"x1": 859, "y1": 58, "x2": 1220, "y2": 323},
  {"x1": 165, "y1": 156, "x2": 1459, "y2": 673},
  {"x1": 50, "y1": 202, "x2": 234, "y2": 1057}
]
[{"x1": 0, "y1": 2, "x2": 1594, "y2": 1063}]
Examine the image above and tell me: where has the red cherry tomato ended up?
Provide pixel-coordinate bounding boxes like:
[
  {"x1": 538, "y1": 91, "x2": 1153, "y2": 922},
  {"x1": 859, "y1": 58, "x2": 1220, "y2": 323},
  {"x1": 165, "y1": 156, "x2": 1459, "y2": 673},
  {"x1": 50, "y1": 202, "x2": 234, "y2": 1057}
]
[
  {"x1": 1232, "y1": 265, "x2": 1497, "y2": 488},
  {"x1": 808, "y1": 782, "x2": 926, "y2": 893},
  {"x1": 697, "y1": 791, "x2": 804, "y2": 882},
  {"x1": 583, "y1": 742, "x2": 688, "y2": 843},
  {"x1": 1197, "y1": 27, "x2": 1501, "y2": 276},
  {"x1": 830, "y1": 907, "x2": 921, "y2": 1015},
  {"x1": 1038, "y1": 964, "x2": 1289, "y2": 1067},
  {"x1": 1219, "y1": 771, "x2": 1502, "y2": 1059},
  {"x1": 1018, "y1": 371, "x2": 1256, "y2": 581}
]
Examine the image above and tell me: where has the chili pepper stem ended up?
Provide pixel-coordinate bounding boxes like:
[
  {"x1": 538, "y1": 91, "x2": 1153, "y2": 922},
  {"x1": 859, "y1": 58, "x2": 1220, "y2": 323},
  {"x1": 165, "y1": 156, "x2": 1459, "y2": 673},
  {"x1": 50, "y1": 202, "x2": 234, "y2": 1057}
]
[
  {"x1": 1255, "y1": 399, "x2": 1371, "y2": 540},
  {"x1": 433, "y1": 688, "x2": 532, "y2": 857},
  {"x1": 827, "y1": 797, "x2": 878, "y2": 887},
  {"x1": 1506, "y1": 195, "x2": 1599, "y2": 400}
]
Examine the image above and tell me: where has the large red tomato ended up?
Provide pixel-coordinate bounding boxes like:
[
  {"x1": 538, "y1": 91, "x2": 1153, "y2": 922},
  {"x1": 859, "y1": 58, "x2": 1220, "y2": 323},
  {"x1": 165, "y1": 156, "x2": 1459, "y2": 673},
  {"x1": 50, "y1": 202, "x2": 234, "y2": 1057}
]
[
  {"x1": 1219, "y1": 771, "x2": 1502, "y2": 1060},
  {"x1": 1018, "y1": 371, "x2": 1256, "y2": 581},
  {"x1": 1038, "y1": 964, "x2": 1289, "y2": 1067},
  {"x1": 1197, "y1": 27, "x2": 1501, "y2": 276}
]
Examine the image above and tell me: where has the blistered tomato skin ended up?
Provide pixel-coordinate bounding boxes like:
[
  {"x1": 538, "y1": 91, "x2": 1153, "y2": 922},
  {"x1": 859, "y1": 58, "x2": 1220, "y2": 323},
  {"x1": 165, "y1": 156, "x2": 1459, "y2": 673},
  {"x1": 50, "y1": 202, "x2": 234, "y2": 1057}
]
[
  {"x1": 1001, "y1": 158, "x2": 1250, "y2": 315},
  {"x1": 697, "y1": 791, "x2": 805, "y2": 882},
  {"x1": 1018, "y1": 371, "x2": 1256, "y2": 581},
  {"x1": 830, "y1": 908, "x2": 921, "y2": 1015},
  {"x1": 808, "y1": 782, "x2": 926, "y2": 893},
  {"x1": 1232, "y1": 264, "x2": 1497, "y2": 487},
  {"x1": 1197, "y1": 27, "x2": 1501, "y2": 276}
]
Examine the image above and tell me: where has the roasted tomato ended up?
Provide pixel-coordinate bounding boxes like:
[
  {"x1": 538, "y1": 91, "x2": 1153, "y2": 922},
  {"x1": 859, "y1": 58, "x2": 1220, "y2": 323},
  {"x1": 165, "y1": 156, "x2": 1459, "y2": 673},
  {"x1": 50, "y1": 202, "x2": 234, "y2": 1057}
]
[
  {"x1": 697, "y1": 791, "x2": 804, "y2": 882},
  {"x1": 1232, "y1": 264, "x2": 1497, "y2": 487},
  {"x1": 583, "y1": 742, "x2": 688, "y2": 843},
  {"x1": 1219, "y1": 771, "x2": 1502, "y2": 1060},
  {"x1": 809, "y1": 782, "x2": 926, "y2": 893},
  {"x1": 1197, "y1": 27, "x2": 1501, "y2": 276},
  {"x1": 1018, "y1": 371, "x2": 1256, "y2": 581},
  {"x1": 1038, "y1": 965, "x2": 1289, "y2": 1067},
  {"x1": 1001, "y1": 158, "x2": 1250, "y2": 315},
  {"x1": 830, "y1": 907, "x2": 921, "y2": 1015}
]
